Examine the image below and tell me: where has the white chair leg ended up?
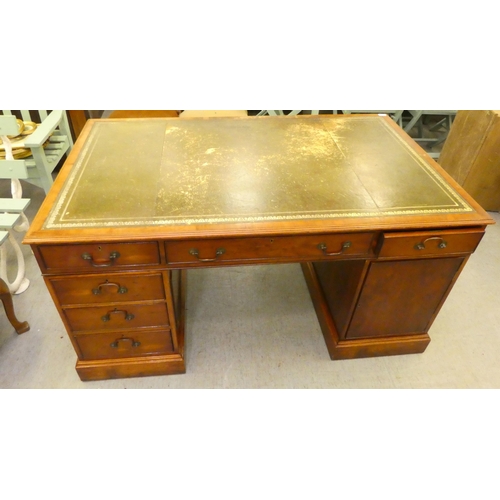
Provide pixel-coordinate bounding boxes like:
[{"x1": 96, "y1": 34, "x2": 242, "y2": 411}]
[
  {"x1": 11, "y1": 179, "x2": 30, "y2": 232},
  {"x1": 0, "y1": 231, "x2": 30, "y2": 294},
  {"x1": 0, "y1": 135, "x2": 30, "y2": 293}
]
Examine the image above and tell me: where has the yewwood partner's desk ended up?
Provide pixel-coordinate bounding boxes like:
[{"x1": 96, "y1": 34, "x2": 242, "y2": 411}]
[{"x1": 24, "y1": 115, "x2": 495, "y2": 381}]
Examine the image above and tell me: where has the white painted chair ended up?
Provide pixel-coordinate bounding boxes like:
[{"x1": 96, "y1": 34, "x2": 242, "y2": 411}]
[
  {"x1": 0, "y1": 115, "x2": 37, "y2": 294},
  {"x1": 0, "y1": 110, "x2": 73, "y2": 195}
]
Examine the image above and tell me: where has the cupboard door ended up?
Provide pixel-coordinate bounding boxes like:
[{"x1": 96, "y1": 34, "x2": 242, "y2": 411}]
[{"x1": 346, "y1": 257, "x2": 465, "y2": 339}]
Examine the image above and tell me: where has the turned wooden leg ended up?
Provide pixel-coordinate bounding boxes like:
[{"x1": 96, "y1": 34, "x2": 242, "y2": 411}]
[{"x1": 0, "y1": 277, "x2": 29, "y2": 334}]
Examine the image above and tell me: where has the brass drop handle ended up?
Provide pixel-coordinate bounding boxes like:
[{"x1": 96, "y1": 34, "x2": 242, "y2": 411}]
[
  {"x1": 110, "y1": 338, "x2": 141, "y2": 348},
  {"x1": 189, "y1": 247, "x2": 226, "y2": 262},
  {"x1": 101, "y1": 308, "x2": 135, "y2": 322},
  {"x1": 92, "y1": 281, "x2": 128, "y2": 295},
  {"x1": 317, "y1": 241, "x2": 351, "y2": 256},
  {"x1": 414, "y1": 237, "x2": 447, "y2": 250},
  {"x1": 82, "y1": 251, "x2": 120, "y2": 267}
]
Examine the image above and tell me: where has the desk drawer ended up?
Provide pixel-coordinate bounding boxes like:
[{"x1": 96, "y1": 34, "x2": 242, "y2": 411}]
[
  {"x1": 38, "y1": 242, "x2": 160, "y2": 272},
  {"x1": 75, "y1": 329, "x2": 174, "y2": 360},
  {"x1": 48, "y1": 273, "x2": 166, "y2": 306},
  {"x1": 378, "y1": 228, "x2": 485, "y2": 258},
  {"x1": 63, "y1": 302, "x2": 170, "y2": 332},
  {"x1": 165, "y1": 233, "x2": 375, "y2": 265}
]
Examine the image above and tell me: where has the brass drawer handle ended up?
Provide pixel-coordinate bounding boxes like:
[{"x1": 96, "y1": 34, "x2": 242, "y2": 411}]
[
  {"x1": 189, "y1": 247, "x2": 226, "y2": 262},
  {"x1": 317, "y1": 241, "x2": 351, "y2": 256},
  {"x1": 92, "y1": 281, "x2": 128, "y2": 295},
  {"x1": 414, "y1": 237, "x2": 447, "y2": 250},
  {"x1": 110, "y1": 338, "x2": 141, "y2": 348},
  {"x1": 101, "y1": 308, "x2": 135, "y2": 322},
  {"x1": 82, "y1": 251, "x2": 120, "y2": 267}
]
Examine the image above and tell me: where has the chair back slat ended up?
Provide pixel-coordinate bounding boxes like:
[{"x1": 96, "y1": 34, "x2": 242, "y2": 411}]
[
  {"x1": 20, "y1": 110, "x2": 32, "y2": 121},
  {"x1": 2, "y1": 110, "x2": 13, "y2": 115},
  {"x1": 0, "y1": 160, "x2": 28, "y2": 179},
  {"x1": 38, "y1": 110, "x2": 48, "y2": 120}
]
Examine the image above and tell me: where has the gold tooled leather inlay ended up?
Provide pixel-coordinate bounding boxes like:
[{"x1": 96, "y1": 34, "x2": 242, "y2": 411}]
[{"x1": 45, "y1": 116, "x2": 472, "y2": 229}]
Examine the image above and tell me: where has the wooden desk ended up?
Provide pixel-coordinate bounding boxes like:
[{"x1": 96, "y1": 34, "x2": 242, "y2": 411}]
[{"x1": 24, "y1": 115, "x2": 495, "y2": 381}]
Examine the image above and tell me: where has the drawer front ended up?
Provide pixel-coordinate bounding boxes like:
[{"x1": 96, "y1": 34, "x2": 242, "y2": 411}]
[
  {"x1": 75, "y1": 329, "x2": 174, "y2": 360},
  {"x1": 378, "y1": 228, "x2": 485, "y2": 258},
  {"x1": 64, "y1": 302, "x2": 169, "y2": 332},
  {"x1": 48, "y1": 273, "x2": 166, "y2": 306},
  {"x1": 165, "y1": 233, "x2": 375, "y2": 265},
  {"x1": 38, "y1": 242, "x2": 160, "y2": 272}
]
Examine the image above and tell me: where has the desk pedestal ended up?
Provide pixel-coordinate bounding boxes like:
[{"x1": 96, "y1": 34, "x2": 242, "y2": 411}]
[{"x1": 302, "y1": 262, "x2": 432, "y2": 359}]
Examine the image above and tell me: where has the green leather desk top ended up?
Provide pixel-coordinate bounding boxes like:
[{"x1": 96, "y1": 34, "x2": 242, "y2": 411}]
[{"x1": 43, "y1": 115, "x2": 481, "y2": 231}]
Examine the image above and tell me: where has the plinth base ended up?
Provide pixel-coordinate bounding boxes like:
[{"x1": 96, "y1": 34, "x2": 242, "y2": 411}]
[{"x1": 76, "y1": 353, "x2": 186, "y2": 381}]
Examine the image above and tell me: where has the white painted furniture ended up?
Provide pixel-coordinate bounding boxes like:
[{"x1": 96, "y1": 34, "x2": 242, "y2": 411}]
[{"x1": 0, "y1": 110, "x2": 73, "y2": 194}]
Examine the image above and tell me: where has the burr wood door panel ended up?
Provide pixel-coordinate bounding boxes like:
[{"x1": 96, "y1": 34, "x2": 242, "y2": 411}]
[{"x1": 346, "y1": 257, "x2": 465, "y2": 339}]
